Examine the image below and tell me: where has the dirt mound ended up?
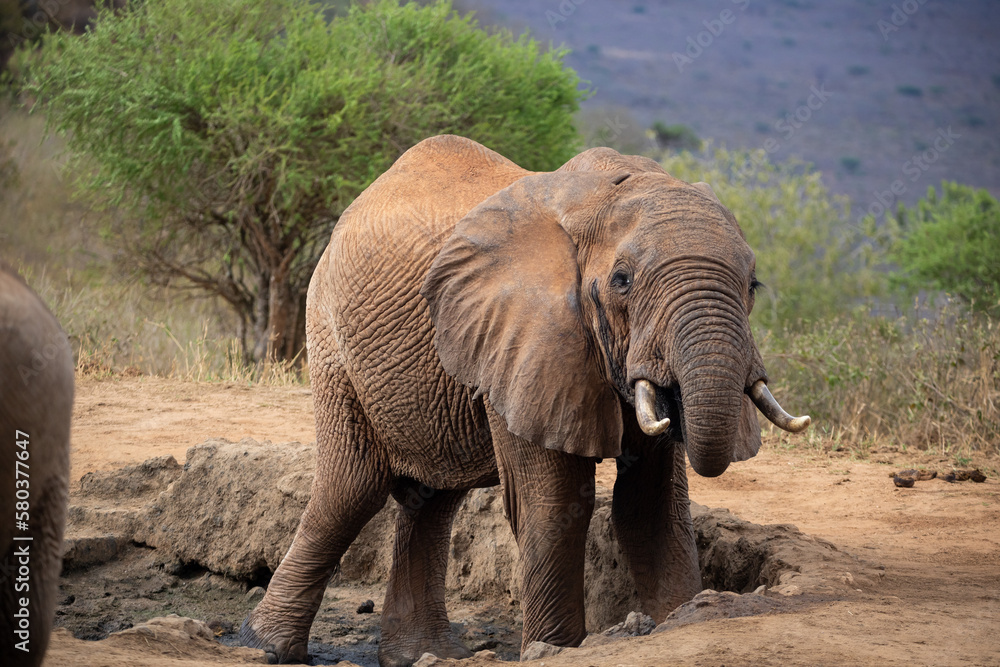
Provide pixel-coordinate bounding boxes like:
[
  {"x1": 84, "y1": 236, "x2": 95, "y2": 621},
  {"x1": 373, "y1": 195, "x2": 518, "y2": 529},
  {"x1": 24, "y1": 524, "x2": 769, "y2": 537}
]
[
  {"x1": 46, "y1": 616, "x2": 271, "y2": 666},
  {"x1": 691, "y1": 504, "x2": 884, "y2": 596},
  {"x1": 63, "y1": 438, "x2": 883, "y2": 642}
]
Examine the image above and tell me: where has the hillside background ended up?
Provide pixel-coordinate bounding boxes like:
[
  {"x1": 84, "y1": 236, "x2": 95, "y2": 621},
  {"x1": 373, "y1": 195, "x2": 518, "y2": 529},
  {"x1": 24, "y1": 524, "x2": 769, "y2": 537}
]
[{"x1": 464, "y1": 0, "x2": 1000, "y2": 218}]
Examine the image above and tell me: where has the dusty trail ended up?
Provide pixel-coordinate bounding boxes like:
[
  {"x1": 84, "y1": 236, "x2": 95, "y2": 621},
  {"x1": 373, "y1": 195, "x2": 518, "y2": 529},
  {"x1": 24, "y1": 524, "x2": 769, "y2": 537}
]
[{"x1": 43, "y1": 376, "x2": 1000, "y2": 666}]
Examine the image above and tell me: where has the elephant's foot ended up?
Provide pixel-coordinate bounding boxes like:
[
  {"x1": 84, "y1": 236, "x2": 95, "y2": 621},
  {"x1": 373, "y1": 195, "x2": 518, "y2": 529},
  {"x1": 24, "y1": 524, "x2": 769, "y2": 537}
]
[
  {"x1": 378, "y1": 633, "x2": 473, "y2": 667},
  {"x1": 239, "y1": 610, "x2": 309, "y2": 665}
]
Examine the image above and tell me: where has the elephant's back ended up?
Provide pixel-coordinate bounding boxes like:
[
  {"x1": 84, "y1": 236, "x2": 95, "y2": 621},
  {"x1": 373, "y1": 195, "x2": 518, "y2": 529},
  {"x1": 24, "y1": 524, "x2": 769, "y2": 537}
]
[{"x1": 312, "y1": 136, "x2": 527, "y2": 487}]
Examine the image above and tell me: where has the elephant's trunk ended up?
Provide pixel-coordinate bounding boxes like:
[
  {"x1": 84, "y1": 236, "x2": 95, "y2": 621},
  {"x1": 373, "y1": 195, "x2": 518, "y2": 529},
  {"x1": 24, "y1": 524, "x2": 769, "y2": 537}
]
[
  {"x1": 674, "y1": 317, "x2": 749, "y2": 478},
  {"x1": 678, "y1": 363, "x2": 744, "y2": 478}
]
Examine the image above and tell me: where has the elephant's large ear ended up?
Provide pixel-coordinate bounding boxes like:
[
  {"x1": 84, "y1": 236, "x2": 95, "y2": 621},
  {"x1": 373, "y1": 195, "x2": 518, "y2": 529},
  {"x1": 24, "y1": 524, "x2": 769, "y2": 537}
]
[
  {"x1": 733, "y1": 396, "x2": 763, "y2": 462},
  {"x1": 421, "y1": 173, "x2": 623, "y2": 459}
]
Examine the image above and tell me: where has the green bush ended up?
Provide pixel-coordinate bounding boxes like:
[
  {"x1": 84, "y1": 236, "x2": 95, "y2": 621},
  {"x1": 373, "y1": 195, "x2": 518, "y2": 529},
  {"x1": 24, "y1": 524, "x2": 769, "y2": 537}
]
[
  {"x1": 659, "y1": 146, "x2": 885, "y2": 332},
  {"x1": 889, "y1": 182, "x2": 1000, "y2": 314},
  {"x1": 22, "y1": 0, "x2": 586, "y2": 361}
]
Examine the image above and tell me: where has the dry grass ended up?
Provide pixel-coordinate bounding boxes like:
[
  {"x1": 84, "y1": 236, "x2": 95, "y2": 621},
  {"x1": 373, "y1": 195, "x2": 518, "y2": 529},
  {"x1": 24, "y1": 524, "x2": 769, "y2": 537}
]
[
  {"x1": 21, "y1": 265, "x2": 306, "y2": 385},
  {"x1": 762, "y1": 307, "x2": 1000, "y2": 457},
  {"x1": 1, "y1": 105, "x2": 305, "y2": 386}
]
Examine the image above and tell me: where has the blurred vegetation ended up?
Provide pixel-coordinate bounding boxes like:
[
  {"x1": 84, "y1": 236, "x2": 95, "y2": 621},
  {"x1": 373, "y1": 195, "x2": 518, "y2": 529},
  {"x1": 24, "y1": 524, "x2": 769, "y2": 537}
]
[
  {"x1": 650, "y1": 121, "x2": 702, "y2": 152},
  {"x1": 20, "y1": 0, "x2": 587, "y2": 362},
  {"x1": 888, "y1": 182, "x2": 1000, "y2": 315},
  {"x1": 577, "y1": 105, "x2": 653, "y2": 155}
]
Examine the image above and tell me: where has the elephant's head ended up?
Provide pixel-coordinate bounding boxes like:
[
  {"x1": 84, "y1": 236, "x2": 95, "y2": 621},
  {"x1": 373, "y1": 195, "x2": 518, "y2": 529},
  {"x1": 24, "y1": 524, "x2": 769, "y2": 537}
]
[{"x1": 421, "y1": 148, "x2": 809, "y2": 477}]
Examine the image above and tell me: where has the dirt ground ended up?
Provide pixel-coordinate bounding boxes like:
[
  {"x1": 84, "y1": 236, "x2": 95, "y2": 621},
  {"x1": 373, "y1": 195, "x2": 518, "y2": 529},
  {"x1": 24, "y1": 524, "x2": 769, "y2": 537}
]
[{"x1": 44, "y1": 375, "x2": 1000, "y2": 666}]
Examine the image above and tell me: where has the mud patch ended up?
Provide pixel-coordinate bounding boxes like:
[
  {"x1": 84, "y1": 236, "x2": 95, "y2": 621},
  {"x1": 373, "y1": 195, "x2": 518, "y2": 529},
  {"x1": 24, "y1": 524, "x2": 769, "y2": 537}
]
[{"x1": 58, "y1": 438, "x2": 883, "y2": 663}]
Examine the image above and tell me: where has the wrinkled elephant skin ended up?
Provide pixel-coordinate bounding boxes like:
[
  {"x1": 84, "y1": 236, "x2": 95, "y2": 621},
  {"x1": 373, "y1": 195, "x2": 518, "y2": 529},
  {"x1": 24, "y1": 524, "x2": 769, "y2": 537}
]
[{"x1": 240, "y1": 136, "x2": 809, "y2": 665}]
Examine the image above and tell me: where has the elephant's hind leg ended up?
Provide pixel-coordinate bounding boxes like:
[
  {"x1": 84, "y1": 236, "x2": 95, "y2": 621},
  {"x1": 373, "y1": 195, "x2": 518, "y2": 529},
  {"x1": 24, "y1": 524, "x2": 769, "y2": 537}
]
[
  {"x1": 240, "y1": 361, "x2": 391, "y2": 664},
  {"x1": 379, "y1": 481, "x2": 472, "y2": 667}
]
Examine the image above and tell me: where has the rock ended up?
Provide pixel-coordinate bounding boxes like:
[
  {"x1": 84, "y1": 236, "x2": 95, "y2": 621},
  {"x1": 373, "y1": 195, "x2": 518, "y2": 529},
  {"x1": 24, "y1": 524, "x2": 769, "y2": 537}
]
[
  {"x1": 113, "y1": 614, "x2": 214, "y2": 642},
  {"x1": 245, "y1": 586, "x2": 266, "y2": 602},
  {"x1": 893, "y1": 474, "x2": 915, "y2": 488},
  {"x1": 413, "y1": 652, "x2": 440, "y2": 666},
  {"x1": 653, "y1": 591, "x2": 785, "y2": 633},
  {"x1": 356, "y1": 599, "x2": 375, "y2": 614},
  {"x1": 100, "y1": 614, "x2": 266, "y2": 663},
  {"x1": 474, "y1": 649, "x2": 498, "y2": 659},
  {"x1": 944, "y1": 469, "x2": 987, "y2": 483},
  {"x1": 602, "y1": 610, "x2": 656, "y2": 637},
  {"x1": 891, "y1": 469, "x2": 936, "y2": 481},
  {"x1": 78, "y1": 455, "x2": 182, "y2": 500},
  {"x1": 207, "y1": 619, "x2": 234, "y2": 636},
  {"x1": 580, "y1": 633, "x2": 616, "y2": 647},
  {"x1": 520, "y1": 641, "x2": 565, "y2": 661}
]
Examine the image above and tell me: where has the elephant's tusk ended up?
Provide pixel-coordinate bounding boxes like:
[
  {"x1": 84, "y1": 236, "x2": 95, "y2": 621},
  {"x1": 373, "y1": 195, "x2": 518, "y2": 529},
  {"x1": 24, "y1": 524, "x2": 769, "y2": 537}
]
[
  {"x1": 635, "y1": 379, "x2": 670, "y2": 436},
  {"x1": 749, "y1": 380, "x2": 811, "y2": 433}
]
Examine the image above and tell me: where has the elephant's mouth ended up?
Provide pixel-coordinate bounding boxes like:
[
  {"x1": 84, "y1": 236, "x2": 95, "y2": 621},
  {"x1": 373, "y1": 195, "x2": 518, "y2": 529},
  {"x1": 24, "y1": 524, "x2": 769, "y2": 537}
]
[
  {"x1": 632, "y1": 378, "x2": 683, "y2": 440},
  {"x1": 633, "y1": 376, "x2": 812, "y2": 438}
]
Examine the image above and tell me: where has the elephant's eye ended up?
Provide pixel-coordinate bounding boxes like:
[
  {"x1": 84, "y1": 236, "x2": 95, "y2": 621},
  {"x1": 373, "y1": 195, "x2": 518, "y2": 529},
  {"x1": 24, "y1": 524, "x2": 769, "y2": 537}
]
[
  {"x1": 610, "y1": 269, "x2": 633, "y2": 294},
  {"x1": 750, "y1": 277, "x2": 763, "y2": 296}
]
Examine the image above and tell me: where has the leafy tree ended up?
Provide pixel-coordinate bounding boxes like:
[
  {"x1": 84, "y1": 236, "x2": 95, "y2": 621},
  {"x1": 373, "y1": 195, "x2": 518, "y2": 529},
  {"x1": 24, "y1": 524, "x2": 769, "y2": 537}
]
[
  {"x1": 659, "y1": 146, "x2": 886, "y2": 332},
  {"x1": 889, "y1": 182, "x2": 1000, "y2": 313},
  {"x1": 24, "y1": 0, "x2": 586, "y2": 361}
]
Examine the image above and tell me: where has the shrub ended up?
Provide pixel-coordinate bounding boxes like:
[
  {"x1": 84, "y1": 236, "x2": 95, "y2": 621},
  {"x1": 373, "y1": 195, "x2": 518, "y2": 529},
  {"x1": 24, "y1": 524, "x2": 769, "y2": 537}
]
[
  {"x1": 889, "y1": 182, "x2": 1000, "y2": 314},
  {"x1": 650, "y1": 122, "x2": 702, "y2": 152}
]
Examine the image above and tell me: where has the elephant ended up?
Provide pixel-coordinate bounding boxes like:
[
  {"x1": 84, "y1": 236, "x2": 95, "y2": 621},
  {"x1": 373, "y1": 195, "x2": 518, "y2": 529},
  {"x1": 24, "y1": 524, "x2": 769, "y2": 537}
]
[
  {"x1": 0, "y1": 263, "x2": 74, "y2": 666},
  {"x1": 240, "y1": 135, "x2": 810, "y2": 666}
]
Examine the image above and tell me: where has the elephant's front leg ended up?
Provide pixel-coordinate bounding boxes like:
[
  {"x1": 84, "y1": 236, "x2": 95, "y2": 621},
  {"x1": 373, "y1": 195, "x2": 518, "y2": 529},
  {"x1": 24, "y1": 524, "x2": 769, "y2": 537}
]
[
  {"x1": 612, "y1": 424, "x2": 701, "y2": 621},
  {"x1": 379, "y1": 481, "x2": 472, "y2": 667},
  {"x1": 484, "y1": 404, "x2": 597, "y2": 654}
]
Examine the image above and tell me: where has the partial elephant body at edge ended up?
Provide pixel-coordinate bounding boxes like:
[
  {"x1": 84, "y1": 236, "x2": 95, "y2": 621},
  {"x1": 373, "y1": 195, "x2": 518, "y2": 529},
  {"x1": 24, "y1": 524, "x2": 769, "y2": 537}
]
[
  {"x1": 0, "y1": 264, "x2": 74, "y2": 667},
  {"x1": 240, "y1": 135, "x2": 810, "y2": 666}
]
